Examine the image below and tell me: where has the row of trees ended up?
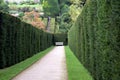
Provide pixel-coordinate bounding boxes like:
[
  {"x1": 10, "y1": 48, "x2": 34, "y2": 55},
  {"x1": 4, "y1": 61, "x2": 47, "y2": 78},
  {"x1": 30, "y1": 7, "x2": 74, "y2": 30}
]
[
  {"x1": 56, "y1": 0, "x2": 85, "y2": 33},
  {"x1": 68, "y1": 0, "x2": 120, "y2": 80},
  {"x1": 0, "y1": 11, "x2": 53, "y2": 68}
]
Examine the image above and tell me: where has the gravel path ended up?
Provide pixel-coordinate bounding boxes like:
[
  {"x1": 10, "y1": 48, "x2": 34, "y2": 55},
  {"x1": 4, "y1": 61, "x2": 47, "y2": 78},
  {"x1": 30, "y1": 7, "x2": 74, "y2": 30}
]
[{"x1": 12, "y1": 46, "x2": 68, "y2": 80}]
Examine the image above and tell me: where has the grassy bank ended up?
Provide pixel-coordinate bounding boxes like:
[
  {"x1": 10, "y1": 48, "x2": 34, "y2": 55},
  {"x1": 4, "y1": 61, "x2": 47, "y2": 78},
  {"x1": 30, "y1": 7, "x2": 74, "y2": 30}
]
[
  {"x1": 0, "y1": 46, "x2": 54, "y2": 80},
  {"x1": 65, "y1": 46, "x2": 93, "y2": 80}
]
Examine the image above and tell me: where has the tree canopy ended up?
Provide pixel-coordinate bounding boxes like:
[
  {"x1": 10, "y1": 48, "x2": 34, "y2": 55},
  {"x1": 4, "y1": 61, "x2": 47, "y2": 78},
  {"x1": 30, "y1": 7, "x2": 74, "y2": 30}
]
[
  {"x1": 0, "y1": 0, "x2": 9, "y2": 12},
  {"x1": 42, "y1": 0, "x2": 60, "y2": 17}
]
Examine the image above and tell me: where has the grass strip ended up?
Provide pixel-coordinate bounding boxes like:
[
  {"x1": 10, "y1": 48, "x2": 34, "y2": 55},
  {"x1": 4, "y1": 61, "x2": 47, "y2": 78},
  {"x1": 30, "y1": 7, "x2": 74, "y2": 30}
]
[
  {"x1": 0, "y1": 46, "x2": 54, "y2": 80},
  {"x1": 65, "y1": 46, "x2": 94, "y2": 80}
]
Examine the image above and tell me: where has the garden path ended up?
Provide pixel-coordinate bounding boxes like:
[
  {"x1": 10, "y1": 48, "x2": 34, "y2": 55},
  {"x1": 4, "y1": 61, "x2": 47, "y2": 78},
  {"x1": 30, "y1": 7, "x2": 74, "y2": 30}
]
[{"x1": 12, "y1": 46, "x2": 67, "y2": 80}]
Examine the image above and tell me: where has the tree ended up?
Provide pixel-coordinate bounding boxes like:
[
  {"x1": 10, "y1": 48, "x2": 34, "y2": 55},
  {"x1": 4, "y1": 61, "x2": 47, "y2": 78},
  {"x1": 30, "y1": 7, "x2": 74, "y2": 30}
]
[
  {"x1": 59, "y1": 13, "x2": 72, "y2": 33},
  {"x1": 42, "y1": 0, "x2": 60, "y2": 17},
  {"x1": 23, "y1": 11, "x2": 45, "y2": 30},
  {"x1": 41, "y1": 0, "x2": 60, "y2": 32},
  {"x1": 0, "y1": 0, "x2": 9, "y2": 12}
]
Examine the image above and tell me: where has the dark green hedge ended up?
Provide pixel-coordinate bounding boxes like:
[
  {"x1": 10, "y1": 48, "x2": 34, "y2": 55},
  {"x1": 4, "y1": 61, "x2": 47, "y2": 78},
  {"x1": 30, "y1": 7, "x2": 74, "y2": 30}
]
[
  {"x1": 68, "y1": 0, "x2": 120, "y2": 80},
  {"x1": 53, "y1": 34, "x2": 68, "y2": 45},
  {"x1": 0, "y1": 12, "x2": 53, "y2": 68}
]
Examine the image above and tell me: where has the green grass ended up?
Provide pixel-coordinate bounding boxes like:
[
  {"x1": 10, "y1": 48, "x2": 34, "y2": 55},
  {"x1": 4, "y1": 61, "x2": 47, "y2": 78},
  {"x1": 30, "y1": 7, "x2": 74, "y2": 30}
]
[
  {"x1": 65, "y1": 46, "x2": 94, "y2": 80},
  {"x1": 0, "y1": 46, "x2": 54, "y2": 80}
]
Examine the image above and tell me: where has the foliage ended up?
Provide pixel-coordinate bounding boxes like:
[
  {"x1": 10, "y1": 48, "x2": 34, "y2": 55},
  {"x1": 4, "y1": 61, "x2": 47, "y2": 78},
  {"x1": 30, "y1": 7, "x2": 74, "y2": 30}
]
[
  {"x1": 55, "y1": 0, "x2": 83, "y2": 33},
  {"x1": 58, "y1": 13, "x2": 72, "y2": 33},
  {"x1": 18, "y1": 12, "x2": 24, "y2": 18},
  {"x1": 0, "y1": 0, "x2": 3, "y2": 3},
  {"x1": 48, "y1": 18, "x2": 55, "y2": 33},
  {"x1": 69, "y1": 4, "x2": 82, "y2": 22},
  {"x1": 61, "y1": 4, "x2": 69, "y2": 14},
  {"x1": 0, "y1": 11, "x2": 68, "y2": 69},
  {"x1": 42, "y1": 0, "x2": 60, "y2": 17},
  {"x1": 0, "y1": 47, "x2": 53, "y2": 80},
  {"x1": 56, "y1": 3, "x2": 72, "y2": 33},
  {"x1": 65, "y1": 46, "x2": 93, "y2": 80},
  {"x1": 0, "y1": 12, "x2": 53, "y2": 69},
  {"x1": 22, "y1": 11, "x2": 45, "y2": 30},
  {"x1": 68, "y1": 0, "x2": 120, "y2": 80},
  {"x1": 0, "y1": 0, "x2": 9, "y2": 12}
]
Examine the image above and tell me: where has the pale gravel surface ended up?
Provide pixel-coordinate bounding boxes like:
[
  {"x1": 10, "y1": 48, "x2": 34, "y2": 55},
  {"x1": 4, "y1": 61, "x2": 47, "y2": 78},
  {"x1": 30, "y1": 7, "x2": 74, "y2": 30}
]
[{"x1": 12, "y1": 46, "x2": 68, "y2": 80}]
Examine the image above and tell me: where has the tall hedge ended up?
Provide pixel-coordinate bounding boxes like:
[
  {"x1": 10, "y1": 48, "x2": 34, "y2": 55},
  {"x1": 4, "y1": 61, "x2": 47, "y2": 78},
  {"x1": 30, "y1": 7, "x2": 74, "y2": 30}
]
[
  {"x1": 0, "y1": 12, "x2": 53, "y2": 68},
  {"x1": 53, "y1": 33, "x2": 68, "y2": 45},
  {"x1": 68, "y1": 0, "x2": 120, "y2": 80}
]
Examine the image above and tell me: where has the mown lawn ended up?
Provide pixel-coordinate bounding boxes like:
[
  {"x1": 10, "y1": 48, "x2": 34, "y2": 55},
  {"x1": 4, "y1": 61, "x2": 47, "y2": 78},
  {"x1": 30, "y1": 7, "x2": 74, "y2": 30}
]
[
  {"x1": 65, "y1": 46, "x2": 94, "y2": 80},
  {"x1": 0, "y1": 46, "x2": 54, "y2": 80}
]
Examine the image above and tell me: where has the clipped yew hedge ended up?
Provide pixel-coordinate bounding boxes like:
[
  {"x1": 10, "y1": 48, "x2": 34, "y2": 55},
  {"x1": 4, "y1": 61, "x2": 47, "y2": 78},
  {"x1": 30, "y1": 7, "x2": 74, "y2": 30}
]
[
  {"x1": 68, "y1": 0, "x2": 120, "y2": 80},
  {"x1": 53, "y1": 33, "x2": 68, "y2": 45},
  {"x1": 0, "y1": 12, "x2": 53, "y2": 68}
]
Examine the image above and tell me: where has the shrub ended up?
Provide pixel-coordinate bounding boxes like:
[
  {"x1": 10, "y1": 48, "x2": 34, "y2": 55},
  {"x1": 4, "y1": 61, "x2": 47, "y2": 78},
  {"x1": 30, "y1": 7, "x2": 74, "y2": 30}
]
[
  {"x1": 0, "y1": 12, "x2": 53, "y2": 68},
  {"x1": 68, "y1": 0, "x2": 120, "y2": 80}
]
